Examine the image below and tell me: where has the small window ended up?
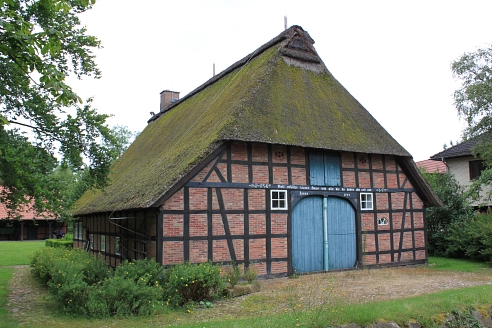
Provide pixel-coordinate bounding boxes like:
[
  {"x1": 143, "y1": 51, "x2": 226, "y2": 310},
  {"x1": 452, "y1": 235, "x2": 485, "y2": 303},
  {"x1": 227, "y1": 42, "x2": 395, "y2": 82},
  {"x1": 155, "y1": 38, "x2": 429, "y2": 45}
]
[
  {"x1": 271, "y1": 190, "x2": 288, "y2": 210},
  {"x1": 115, "y1": 236, "x2": 120, "y2": 255},
  {"x1": 73, "y1": 222, "x2": 78, "y2": 240},
  {"x1": 75, "y1": 222, "x2": 83, "y2": 240},
  {"x1": 378, "y1": 217, "x2": 388, "y2": 225},
  {"x1": 469, "y1": 160, "x2": 485, "y2": 180},
  {"x1": 89, "y1": 234, "x2": 94, "y2": 250},
  {"x1": 360, "y1": 193, "x2": 373, "y2": 210},
  {"x1": 101, "y1": 235, "x2": 106, "y2": 252}
]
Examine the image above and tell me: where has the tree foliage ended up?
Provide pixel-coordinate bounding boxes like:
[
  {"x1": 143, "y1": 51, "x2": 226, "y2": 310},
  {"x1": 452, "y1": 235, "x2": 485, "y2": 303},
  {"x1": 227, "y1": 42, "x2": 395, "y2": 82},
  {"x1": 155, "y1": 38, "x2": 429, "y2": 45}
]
[
  {"x1": 452, "y1": 44, "x2": 492, "y2": 200},
  {"x1": 445, "y1": 213, "x2": 492, "y2": 261},
  {"x1": 0, "y1": 0, "x2": 115, "y2": 219},
  {"x1": 103, "y1": 125, "x2": 139, "y2": 159},
  {"x1": 452, "y1": 44, "x2": 492, "y2": 137},
  {"x1": 49, "y1": 125, "x2": 138, "y2": 218},
  {"x1": 421, "y1": 170, "x2": 475, "y2": 256}
]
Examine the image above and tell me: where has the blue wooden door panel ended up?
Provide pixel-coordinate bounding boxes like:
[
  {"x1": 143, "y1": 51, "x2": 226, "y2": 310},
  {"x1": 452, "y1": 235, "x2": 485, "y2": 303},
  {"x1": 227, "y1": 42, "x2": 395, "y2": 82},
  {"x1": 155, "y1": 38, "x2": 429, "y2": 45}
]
[
  {"x1": 309, "y1": 153, "x2": 325, "y2": 186},
  {"x1": 327, "y1": 197, "x2": 356, "y2": 270},
  {"x1": 309, "y1": 152, "x2": 341, "y2": 186},
  {"x1": 324, "y1": 153, "x2": 341, "y2": 186},
  {"x1": 292, "y1": 196, "x2": 323, "y2": 273}
]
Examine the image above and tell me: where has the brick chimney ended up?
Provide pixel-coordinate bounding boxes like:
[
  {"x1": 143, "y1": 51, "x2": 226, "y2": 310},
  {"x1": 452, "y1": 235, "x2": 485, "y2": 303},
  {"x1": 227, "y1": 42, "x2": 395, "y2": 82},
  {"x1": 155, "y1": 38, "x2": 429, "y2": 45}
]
[{"x1": 160, "y1": 90, "x2": 180, "y2": 111}]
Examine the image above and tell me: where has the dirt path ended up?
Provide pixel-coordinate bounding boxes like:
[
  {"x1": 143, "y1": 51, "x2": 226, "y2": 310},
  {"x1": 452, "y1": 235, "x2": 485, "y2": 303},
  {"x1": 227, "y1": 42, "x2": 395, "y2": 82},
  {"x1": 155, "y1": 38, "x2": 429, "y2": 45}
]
[{"x1": 7, "y1": 264, "x2": 492, "y2": 324}]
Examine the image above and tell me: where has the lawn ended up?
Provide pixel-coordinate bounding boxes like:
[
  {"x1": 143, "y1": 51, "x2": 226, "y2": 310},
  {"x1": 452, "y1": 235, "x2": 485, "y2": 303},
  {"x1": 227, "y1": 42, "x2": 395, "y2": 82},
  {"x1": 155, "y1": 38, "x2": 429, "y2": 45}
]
[
  {"x1": 0, "y1": 241, "x2": 45, "y2": 327},
  {"x1": 428, "y1": 256, "x2": 492, "y2": 272},
  {"x1": 0, "y1": 268, "x2": 17, "y2": 328},
  {"x1": 0, "y1": 240, "x2": 45, "y2": 266},
  {"x1": 2, "y1": 250, "x2": 492, "y2": 327}
]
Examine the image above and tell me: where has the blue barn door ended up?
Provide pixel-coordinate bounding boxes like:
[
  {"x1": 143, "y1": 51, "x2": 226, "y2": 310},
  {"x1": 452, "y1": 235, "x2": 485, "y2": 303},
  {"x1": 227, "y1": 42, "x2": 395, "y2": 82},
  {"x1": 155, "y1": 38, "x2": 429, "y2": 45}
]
[
  {"x1": 292, "y1": 196, "x2": 323, "y2": 273},
  {"x1": 292, "y1": 196, "x2": 356, "y2": 273},
  {"x1": 327, "y1": 197, "x2": 356, "y2": 270}
]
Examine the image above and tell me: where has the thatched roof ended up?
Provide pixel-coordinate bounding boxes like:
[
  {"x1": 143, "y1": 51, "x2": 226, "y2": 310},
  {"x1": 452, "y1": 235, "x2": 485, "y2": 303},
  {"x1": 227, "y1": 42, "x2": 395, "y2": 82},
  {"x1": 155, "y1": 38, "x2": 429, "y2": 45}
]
[{"x1": 74, "y1": 25, "x2": 435, "y2": 215}]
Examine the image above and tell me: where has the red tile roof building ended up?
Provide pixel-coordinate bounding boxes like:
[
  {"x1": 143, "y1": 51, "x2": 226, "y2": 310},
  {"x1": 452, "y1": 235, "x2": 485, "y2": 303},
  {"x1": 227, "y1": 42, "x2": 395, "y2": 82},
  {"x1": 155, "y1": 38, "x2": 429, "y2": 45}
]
[
  {"x1": 0, "y1": 187, "x2": 66, "y2": 240},
  {"x1": 415, "y1": 160, "x2": 447, "y2": 174}
]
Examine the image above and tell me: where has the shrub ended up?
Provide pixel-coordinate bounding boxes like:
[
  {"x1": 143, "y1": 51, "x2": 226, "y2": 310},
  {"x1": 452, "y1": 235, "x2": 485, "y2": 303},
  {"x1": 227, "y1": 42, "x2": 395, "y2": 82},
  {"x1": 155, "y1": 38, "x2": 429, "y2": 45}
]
[
  {"x1": 31, "y1": 247, "x2": 112, "y2": 314},
  {"x1": 421, "y1": 170, "x2": 475, "y2": 256},
  {"x1": 31, "y1": 247, "x2": 64, "y2": 283},
  {"x1": 114, "y1": 258, "x2": 164, "y2": 287},
  {"x1": 86, "y1": 275, "x2": 164, "y2": 317},
  {"x1": 244, "y1": 264, "x2": 258, "y2": 283},
  {"x1": 45, "y1": 239, "x2": 73, "y2": 248},
  {"x1": 446, "y1": 213, "x2": 492, "y2": 261},
  {"x1": 224, "y1": 264, "x2": 241, "y2": 287},
  {"x1": 162, "y1": 261, "x2": 224, "y2": 307},
  {"x1": 31, "y1": 248, "x2": 226, "y2": 316}
]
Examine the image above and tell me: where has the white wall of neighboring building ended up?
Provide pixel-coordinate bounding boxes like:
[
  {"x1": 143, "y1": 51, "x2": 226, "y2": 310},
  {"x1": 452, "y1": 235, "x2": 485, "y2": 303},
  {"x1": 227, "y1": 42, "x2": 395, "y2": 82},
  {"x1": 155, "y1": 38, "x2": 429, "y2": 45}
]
[{"x1": 446, "y1": 156, "x2": 492, "y2": 208}]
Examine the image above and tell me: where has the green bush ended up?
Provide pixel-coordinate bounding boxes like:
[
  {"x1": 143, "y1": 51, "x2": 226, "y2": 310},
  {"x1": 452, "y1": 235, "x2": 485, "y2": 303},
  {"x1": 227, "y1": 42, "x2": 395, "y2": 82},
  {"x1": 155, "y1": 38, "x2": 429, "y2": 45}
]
[
  {"x1": 31, "y1": 248, "x2": 112, "y2": 315},
  {"x1": 84, "y1": 259, "x2": 165, "y2": 317},
  {"x1": 31, "y1": 248, "x2": 226, "y2": 316},
  {"x1": 86, "y1": 275, "x2": 164, "y2": 317},
  {"x1": 244, "y1": 264, "x2": 258, "y2": 283},
  {"x1": 31, "y1": 248, "x2": 111, "y2": 314},
  {"x1": 31, "y1": 246, "x2": 64, "y2": 283},
  {"x1": 162, "y1": 261, "x2": 225, "y2": 307},
  {"x1": 114, "y1": 259, "x2": 164, "y2": 287},
  {"x1": 45, "y1": 239, "x2": 73, "y2": 248},
  {"x1": 48, "y1": 260, "x2": 90, "y2": 314},
  {"x1": 446, "y1": 213, "x2": 492, "y2": 261},
  {"x1": 224, "y1": 264, "x2": 241, "y2": 287},
  {"x1": 421, "y1": 170, "x2": 475, "y2": 256}
]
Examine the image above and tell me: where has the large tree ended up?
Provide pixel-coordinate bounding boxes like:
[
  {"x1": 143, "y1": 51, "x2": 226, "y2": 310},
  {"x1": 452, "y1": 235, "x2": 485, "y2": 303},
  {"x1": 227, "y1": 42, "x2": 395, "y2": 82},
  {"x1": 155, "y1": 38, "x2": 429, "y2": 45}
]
[
  {"x1": 452, "y1": 44, "x2": 492, "y2": 138},
  {"x1": 452, "y1": 44, "x2": 492, "y2": 203},
  {"x1": 0, "y1": 0, "x2": 115, "y2": 219}
]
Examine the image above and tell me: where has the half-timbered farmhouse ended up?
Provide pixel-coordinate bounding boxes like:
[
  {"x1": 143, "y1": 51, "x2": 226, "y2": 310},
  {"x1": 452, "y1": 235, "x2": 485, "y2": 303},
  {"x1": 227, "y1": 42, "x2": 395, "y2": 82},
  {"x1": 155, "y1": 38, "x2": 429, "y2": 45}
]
[{"x1": 73, "y1": 25, "x2": 440, "y2": 276}]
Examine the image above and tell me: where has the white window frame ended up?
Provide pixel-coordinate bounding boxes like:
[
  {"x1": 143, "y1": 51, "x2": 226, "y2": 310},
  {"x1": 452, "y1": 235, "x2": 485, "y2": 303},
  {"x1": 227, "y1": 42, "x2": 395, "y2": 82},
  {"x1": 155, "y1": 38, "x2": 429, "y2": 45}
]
[
  {"x1": 115, "y1": 236, "x2": 120, "y2": 255},
  {"x1": 271, "y1": 190, "x2": 288, "y2": 210},
  {"x1": 360, "y1": 193, "x2": 373, "y2": 210},
  {"x1": 101, "y1": 235, "x2": 106, "y2": 252},
  {"x1": 89, "y1": 233, "x2": 94, "y2": 250}
]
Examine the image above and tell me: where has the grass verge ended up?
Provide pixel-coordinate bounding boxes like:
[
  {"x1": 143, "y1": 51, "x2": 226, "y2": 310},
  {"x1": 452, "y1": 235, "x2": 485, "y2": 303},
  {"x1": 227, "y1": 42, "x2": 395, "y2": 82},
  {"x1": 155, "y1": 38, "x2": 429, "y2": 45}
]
[
  {"x1": 0, "y1": 240, "x2": 45, "y2": 266},
  {"x1": 428, "y1": 256, "x2": 492, "y2": 272},
  {"x1": 0, "y1": 268, "x2": 17, "y2": 328},
  {"x1": 177, "y1": 285, "x2": 492, "y2": 327}
]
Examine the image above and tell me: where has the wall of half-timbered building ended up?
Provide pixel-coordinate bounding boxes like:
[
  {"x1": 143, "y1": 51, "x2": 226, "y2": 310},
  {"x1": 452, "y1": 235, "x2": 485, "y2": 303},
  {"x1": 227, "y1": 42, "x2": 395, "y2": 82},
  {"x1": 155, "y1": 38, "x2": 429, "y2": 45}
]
[
  {"x1": 157, "y1": 141, "x2": 427, "y2": 276},
  {"x1": 74, "y1": 141, "x2": 427, "y2": 274},
  {"x1": 74, "y1": 210, "x2": 158, "y2": 267}
]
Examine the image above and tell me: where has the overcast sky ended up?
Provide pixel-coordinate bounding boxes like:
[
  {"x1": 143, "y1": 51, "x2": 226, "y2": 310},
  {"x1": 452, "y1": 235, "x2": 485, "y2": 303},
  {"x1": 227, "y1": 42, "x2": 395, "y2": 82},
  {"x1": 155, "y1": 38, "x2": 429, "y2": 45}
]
[{"x1": 71, "y1": 0, "x2": 492, "y2": 162}]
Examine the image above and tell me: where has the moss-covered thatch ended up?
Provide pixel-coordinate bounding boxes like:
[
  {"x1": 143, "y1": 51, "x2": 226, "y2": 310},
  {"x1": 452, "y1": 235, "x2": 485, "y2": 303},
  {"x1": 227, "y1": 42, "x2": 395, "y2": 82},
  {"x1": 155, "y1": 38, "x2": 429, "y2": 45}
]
[{"x1": 74, "y1": 26, "x2": 415, "y2": 215}]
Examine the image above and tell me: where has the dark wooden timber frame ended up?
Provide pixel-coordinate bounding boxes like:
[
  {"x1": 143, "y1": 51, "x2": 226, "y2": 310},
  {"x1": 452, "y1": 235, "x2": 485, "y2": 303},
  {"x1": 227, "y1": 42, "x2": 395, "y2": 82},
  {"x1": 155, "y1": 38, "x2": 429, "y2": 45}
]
[
  {"x1": 156, "y1": 141, "x2": 428, "y2": 275},
  {"x1": 74, "y1": 209, "x2": 158, "y2": 267}
]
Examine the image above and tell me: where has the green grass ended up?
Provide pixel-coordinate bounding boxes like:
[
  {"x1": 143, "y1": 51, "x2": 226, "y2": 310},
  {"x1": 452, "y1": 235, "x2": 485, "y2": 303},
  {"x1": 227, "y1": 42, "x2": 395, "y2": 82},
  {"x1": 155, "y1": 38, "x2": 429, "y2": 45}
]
[
  {"x1": 0, "y1": 240, "x2": 45, "y2": 266},
  {"x1": 0, "y1": 241, "x2": 45, "y2": 327},
  {"x1": 175, "y1": 285, "x2": 492, "y2": 328},
  {"x1": 3, "y1": 254, "x2": 492, "y2": 327},
  {"x1": 0, "y1": 268, "x2": 18, "y2": 328},
  {"x1": 428, "y1": 256, "x2": 492, "y2": 272}
]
